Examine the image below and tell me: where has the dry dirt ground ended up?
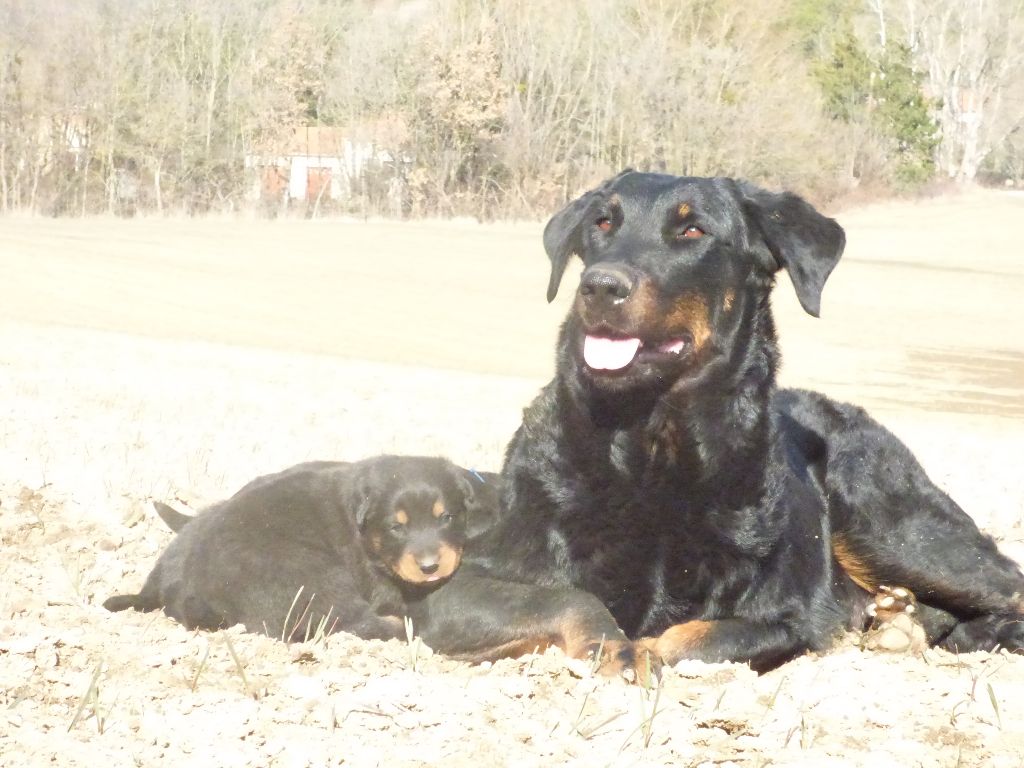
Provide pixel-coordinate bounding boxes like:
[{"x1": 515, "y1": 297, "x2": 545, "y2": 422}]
[{"x1": 2, "y1": 189, "x2": 1024, "y2": 767}]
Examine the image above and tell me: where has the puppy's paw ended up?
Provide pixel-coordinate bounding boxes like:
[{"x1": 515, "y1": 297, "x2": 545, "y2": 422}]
[
  {"x1": 630, "y1": 641, "x2": 664, "y2": 687},
  {"x1": 635, "y1": 620, "x2": 713, "y2": 667},
  {"x1": 574, "y1": 636, "x2": 653, "y2": 684},
  {"x1": 354, "y1": 614, "x2": 407, "y2": 641},
  {"x1": 996, "y1": 616, "x2": 1024, "y2": 654},
  {"x1": 863, "y1": 586, "x2": 927, "y2": 653}
]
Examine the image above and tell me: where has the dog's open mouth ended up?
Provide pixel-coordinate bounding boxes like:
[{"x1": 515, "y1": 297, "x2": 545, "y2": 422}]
[{"x1": 583, "y1": 334, "x2": 690, "y2": 371}]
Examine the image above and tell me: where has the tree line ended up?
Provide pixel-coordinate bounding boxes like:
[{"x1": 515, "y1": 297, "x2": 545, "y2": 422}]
[{"x1": 1, "y1": 0, "x2": 1022, "y2": 218}]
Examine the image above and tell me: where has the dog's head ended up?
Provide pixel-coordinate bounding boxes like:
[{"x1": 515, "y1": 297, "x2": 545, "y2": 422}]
[
  {"x1": 352, "y1": 456, "x2": 487, "y2": 586},
  {"x1": 544, "y1": 171, "x2": 845, "y2": 396}
]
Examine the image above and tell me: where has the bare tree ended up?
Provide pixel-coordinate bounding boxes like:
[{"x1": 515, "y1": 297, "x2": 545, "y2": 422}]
[{"x1": 893, "y1": 0, "x2": 1024, "y2": 181}]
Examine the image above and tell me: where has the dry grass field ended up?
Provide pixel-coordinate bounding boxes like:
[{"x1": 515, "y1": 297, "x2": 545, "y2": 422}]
[{"x1": 2, "y1": 188, "x2": 1024, "y2": 766}]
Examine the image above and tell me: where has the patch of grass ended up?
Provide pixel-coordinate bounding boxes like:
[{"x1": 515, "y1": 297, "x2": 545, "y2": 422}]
[
  {"x1": 986, "y1": 682, "x2": 1003, "y2": 730},
  {"x1": 950, "y1": 654, "x2": 1009, "y2": 728},
  {"x1": 222, "y1": 633, "x2": 258, "y2": 699},
  {"x1": 616, "y1": 669, "x2": 665, "y2": 756},
  {"x1": 280, "y1": 586, "x2": 307, "y2": 643},
  {"x1": 576, "y1": 708, "x2": 625, "y2": 740},
  {"x1": 761, "y1": 674, "x2": 787, "y2": 721},
  {"x1": 68, "y1": 659, "x2": 119, "y2": 734},
  {"x1": 570, "y1": 686, "x2": 594, "y2": 735},
  {"x1": 404, "y1": 616, "x2": 424, "y2": 672},
  {"x1": 189, "y1": 641, "x2": 211, "y2": 692},
  {"x1": 588, "y1": 635, "x2": 606, "y2": 675},
  {"x1": 59, "y1": 551, "x2": 86, "y2": 601},
  {"x1": 303, "y1": 609, "x2": 337, "y2": 647}
]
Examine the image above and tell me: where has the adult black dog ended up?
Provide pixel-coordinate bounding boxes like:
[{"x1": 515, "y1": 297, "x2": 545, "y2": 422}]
[{"x1": 430, "y1": 171, "x2": 1024, "y2": 673}]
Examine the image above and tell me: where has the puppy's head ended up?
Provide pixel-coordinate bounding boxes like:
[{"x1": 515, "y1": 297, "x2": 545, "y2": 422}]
[
  {"x1": 353, "y1": 456, "x2": 482, "y2": 587},
  {"x1": 543, "y1": 171, "x2": 845, "y2": 398}
]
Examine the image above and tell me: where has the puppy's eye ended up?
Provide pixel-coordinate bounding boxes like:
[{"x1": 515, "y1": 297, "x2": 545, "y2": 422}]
[
  {"x1": 389, "y1": 522, "x2": 406, "y2": 534},
  {"x1": 595, "y1": 217, "x2": 612, "y2": 232},
  {"x1": 438, "y1": 511, "x2": 454, "y2": 524},
  {"x1": 679, "y1": 225, "x2": 704, "y2": 239}
]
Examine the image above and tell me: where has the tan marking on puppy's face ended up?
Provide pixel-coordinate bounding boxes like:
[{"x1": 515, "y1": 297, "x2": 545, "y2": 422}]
[
  {"x1": 393, "y1": 553, "x2": 423, "y2": 583},
  {"x1": 392, "y1": 543, "x2": 463, "y2": 584},
  {"x1": 394, "y1": 509, "x2": 409, "y2": 526},
  {"x1": 677, "y1": 202, "x2": 691, "y2": 218},
  {"x1": 435, "y1": 542, "x2": 461, "y2": 579},
  {"x1": 432, "y1": 499, "x2": 445, "y2": 518}
]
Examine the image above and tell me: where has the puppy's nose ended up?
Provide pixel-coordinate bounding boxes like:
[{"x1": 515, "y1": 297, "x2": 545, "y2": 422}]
[
  {"x1": 418, "y1": 558, "x2": 440, "y2": 575},
  {"x1": 579, "y1": 266, "x2": 634, "y2": 304}
]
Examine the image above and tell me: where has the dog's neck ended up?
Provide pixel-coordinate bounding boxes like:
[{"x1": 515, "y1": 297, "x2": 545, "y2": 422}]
[{"x1": 561, "y1": 299, "x2": 779, "y2": 498}]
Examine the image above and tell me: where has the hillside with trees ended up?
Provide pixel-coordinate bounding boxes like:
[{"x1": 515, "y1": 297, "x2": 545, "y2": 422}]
[{"x1": 1, "y1": 0, "x2": 1022, "y2": 218}]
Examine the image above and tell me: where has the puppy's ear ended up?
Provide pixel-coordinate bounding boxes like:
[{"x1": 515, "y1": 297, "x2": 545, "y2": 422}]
[
  {"x1": 354, "y1": 494, "x2": 374, "y2": 528},
  {"x1": 346, "y1": 477, "x2": 377, "y2": 529},
  {"x1": 456, "y1": 469, "x2": 501, "y2": 538},
  {"x1": 543, "y1": 169, "x2": 634, "y2": 302},
  {"x1": 739, "y1": 182, "x2": 845, "y2": 317}
]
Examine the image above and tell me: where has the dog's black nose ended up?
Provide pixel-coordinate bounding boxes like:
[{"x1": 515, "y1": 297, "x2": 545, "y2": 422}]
[
  {"x1": 418, "y1": 560, "x2": 440, "y2": 575},
  {"x1": 579, "y1": 266, "x2": 634, "y2": 304}
]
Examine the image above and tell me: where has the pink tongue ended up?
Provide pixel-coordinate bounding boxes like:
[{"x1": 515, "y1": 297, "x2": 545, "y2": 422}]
[{"x1": 583, "y1": 335, "x2": 642, "y2": 370}]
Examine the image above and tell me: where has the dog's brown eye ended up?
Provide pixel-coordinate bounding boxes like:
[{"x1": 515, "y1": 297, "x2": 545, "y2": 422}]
[
  {"x1": 389, "y1": 522, "x2": 405, "y2": 533},
  {"x1": 439, "y1": 511, "x2": 454, "y2": 524},
  {"x1": 680, "y1": 225, "x2": 704, "y2": 239},
  {"x1": 595, "y1": 217, "x2": 612, "y2": 232}
]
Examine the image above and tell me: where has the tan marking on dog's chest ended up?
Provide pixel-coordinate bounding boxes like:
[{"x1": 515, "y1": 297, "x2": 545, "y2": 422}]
[{"x1": 832, "y1": 534, "x2": 878, "y2": 592}]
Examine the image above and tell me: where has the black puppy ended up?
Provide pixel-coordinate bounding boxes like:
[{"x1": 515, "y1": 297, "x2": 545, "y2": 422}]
[
  {"x1": 428, "y1": 170, "x2": 1024, "y2": 672},
  {"x1": 104, "y1": 456, "x2": 496, "y2": 642}
]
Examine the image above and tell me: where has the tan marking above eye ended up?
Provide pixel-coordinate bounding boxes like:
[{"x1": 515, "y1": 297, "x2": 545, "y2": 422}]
[
  {"x1": 677, "y1": 203, "x2": 691, "y2": 217},
  {"x1": 723, "y1": 290, "x2": 735, "y2": 312},
  {"x1": 432, "y1": 499, "x2": 445, "y2": 518},
  {"x1": 394, "y1": 509, "x2": 409, "y2": 526}
]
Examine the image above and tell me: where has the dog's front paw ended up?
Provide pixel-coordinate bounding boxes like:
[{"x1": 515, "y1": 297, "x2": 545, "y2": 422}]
[
  {"x1": 572, "y1": 636, "x2": 655, "y2": 684},
  {"x1": 863, "y1": 585, "x2": 926, "y2": 653},
  {"x1": 993, "y1": 614, "x2": 1024, "y2": 653},
  {"x1": 352, "y1": 614, "x2": 407, "y2": 641},
  {"x1": 635, "y1": 620, "x2": 714, "y2": 667}
]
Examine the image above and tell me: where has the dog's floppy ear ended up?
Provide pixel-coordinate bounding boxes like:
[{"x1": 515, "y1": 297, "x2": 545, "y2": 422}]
[
  {"x1": 354, "y1": 495, "x2": 374, "y2": 528},
  {"x1": 346, "y1": 475, "x2": 378, "y2": 529},
  {"x1": 739, "y1": 182, "x2": 845, "y2": 317},
  {"x1": 456, "y1": 468, "x2": 501, "y2": 538},
  {"x1": 543, "y1": 169, "x2": 634, "y2": 302}
]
